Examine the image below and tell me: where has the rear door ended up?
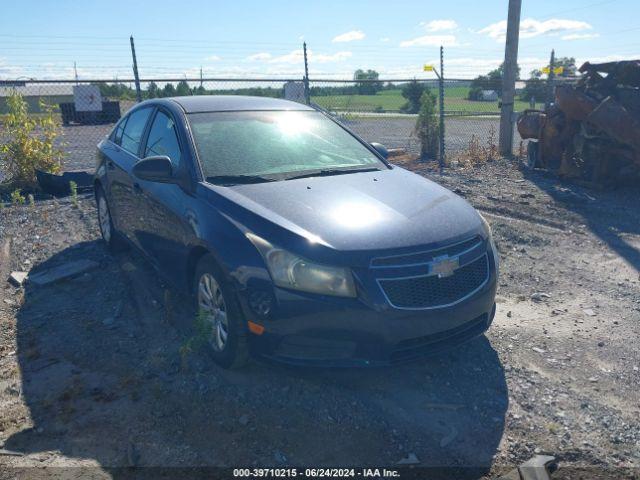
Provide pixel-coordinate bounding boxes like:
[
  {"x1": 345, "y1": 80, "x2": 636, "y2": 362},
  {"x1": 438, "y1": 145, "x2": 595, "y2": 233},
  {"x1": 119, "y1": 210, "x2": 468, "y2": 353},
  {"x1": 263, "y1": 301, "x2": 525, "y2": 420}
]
[{"x1": 108, "y1": 106, "x2": 154, "y2": 244}]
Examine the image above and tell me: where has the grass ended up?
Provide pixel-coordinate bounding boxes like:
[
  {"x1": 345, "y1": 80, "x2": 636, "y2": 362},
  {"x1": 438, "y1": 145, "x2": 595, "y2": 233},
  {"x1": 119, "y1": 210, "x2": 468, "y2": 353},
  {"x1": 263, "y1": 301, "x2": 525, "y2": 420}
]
[{"x1": 312, "y1": 87, "x2": 542, "y2": 114}]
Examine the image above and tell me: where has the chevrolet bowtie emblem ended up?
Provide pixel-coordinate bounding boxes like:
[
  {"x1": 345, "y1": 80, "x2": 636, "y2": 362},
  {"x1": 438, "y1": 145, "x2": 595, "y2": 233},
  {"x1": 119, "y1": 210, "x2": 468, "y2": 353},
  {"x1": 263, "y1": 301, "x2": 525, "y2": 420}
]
[{"x1": 431, "y1": 255, "x2": 459, "y2": 278}]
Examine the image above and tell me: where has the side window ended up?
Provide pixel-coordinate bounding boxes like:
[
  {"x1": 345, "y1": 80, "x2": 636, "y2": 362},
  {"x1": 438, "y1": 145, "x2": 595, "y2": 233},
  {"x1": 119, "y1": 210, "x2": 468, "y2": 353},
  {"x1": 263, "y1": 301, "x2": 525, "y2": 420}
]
[
  {"x1": 120, "y1": 107, "x2": 152, "y2": 155},
  {"x1": 144, "y1": 111, "x2": 182, "y2": 167},
  {"x1": 112, "y1": 117, "x2": 126, "y2": 145}
]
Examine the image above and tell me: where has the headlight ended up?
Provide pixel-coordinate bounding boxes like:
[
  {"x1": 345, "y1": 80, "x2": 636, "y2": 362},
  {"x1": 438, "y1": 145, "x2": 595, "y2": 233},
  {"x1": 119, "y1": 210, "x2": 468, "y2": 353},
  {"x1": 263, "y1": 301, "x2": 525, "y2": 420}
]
[
  {"x1": 246, "y1": 234, "x2": 356, "y2": 298},
  {"x1": 479, "y1": 213, "x2": 492, "y2": 237},
  {"x1": 479, "y1": 213, "x2": 500, "y2": 274}
]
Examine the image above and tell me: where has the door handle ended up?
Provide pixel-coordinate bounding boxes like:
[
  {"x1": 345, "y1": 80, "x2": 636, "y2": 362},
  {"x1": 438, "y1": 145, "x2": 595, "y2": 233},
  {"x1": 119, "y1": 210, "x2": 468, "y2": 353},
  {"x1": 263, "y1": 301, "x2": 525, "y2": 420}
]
[{"x1": 133, "y1": 183, "x2": 143, "y2": 194}]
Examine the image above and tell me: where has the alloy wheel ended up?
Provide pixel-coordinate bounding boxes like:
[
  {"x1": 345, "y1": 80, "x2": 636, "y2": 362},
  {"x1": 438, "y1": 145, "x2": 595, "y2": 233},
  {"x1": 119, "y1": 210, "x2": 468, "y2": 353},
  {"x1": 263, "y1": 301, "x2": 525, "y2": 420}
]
[
  {"x1": 197, "y1": 273, "x2": 229, "y2": 352},
  {"x1": 98, "y1": 195, "x2": 111, "y2": 243}
]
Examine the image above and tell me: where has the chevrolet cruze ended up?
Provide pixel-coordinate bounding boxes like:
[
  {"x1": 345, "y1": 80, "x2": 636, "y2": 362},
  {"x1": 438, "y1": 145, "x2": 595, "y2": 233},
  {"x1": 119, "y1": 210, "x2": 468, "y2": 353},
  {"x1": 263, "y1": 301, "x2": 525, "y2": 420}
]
[{"x1": 94, "y1": 96, "x2": 499, "y2": 368}]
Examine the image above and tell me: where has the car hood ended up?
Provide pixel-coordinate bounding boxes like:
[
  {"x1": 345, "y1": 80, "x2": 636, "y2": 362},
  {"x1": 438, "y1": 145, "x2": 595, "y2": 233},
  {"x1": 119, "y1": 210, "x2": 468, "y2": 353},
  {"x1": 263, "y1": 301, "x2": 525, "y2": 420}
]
[{"x1": 207, "y1": 167, "x2": 482, "y2": 252}]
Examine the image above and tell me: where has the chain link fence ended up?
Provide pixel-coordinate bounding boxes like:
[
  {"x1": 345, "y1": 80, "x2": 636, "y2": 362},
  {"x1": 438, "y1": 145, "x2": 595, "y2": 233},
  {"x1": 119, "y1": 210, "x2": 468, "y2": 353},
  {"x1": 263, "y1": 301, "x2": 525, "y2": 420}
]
[{"x1": 0, "y1": 76, "x2": 558, "y2": 178}]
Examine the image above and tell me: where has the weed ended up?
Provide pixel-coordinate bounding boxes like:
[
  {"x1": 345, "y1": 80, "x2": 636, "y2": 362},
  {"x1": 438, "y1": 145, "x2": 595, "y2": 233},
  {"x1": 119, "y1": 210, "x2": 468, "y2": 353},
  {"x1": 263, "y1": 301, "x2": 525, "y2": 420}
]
[
  {"x1": 69, "y1": 180, "x2": 78, "y2": 207},
  {"x1": 179, "y1": 309, "x2": 212, "y2": 371},
  {"x1": 27, "y1": 193, "x2": 35, "y2": 207},
  {"x1": 10, "y1": 188, "x2": 25, "y2": 205}
]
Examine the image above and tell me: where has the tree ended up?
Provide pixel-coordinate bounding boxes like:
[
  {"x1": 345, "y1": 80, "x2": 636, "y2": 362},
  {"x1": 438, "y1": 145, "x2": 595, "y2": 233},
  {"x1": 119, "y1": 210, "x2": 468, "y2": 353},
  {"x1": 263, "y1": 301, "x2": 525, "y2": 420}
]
[
  {"x1": 162, "y1": 83, "x2": 176, "y2": 97},
  {"x1": 415, "y1": 89, "x2": 439, "y2": 160},
  {"x1": 468, "y1": 62, "x2": 520, "y2": 100},
  {"x1": 146, "y1": 81, "x2": 160, "y2": 99},
  {"x1": 520, "y1": 58, "x2": 576, "y2": 102},
  {"x1": 520, "y1": 69, "x2": 546, "y2": 102},
  {"x1": 400, "y1": 80, "x2": 426, "y2": 114},
  {"x1": 554, "y1": 57, "x2": 577, "y2": 77},
  {"x1": 176, "y1": 80, "x2": 191, "y2": 96},
  {"x1": 0, "y1": 92, "x2": 64, "y2": 187},
  {"x1": 353, "y1": 69, "x2": 382, "y2": 95}
]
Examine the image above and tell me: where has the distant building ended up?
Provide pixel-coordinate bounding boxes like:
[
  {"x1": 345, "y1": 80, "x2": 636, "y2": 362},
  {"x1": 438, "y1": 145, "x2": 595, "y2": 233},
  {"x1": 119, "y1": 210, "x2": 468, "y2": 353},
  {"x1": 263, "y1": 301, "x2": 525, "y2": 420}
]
[
  {"x1": 0, "y1": 84, "x2": 74, "y2": 114},
  {"x1": 480, "y1": 89, "x2": 499, "y2": 101},
  {"x1": 283, "y1": 81, "x2": 306, "y2": 104}
]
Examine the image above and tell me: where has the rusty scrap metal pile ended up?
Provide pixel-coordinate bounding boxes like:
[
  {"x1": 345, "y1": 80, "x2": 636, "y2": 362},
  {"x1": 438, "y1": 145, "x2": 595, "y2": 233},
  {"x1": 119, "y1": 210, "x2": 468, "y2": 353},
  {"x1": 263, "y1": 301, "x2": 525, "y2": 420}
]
[{"x1": 518, "y1": 60, "x2": 640, "y2": 187}]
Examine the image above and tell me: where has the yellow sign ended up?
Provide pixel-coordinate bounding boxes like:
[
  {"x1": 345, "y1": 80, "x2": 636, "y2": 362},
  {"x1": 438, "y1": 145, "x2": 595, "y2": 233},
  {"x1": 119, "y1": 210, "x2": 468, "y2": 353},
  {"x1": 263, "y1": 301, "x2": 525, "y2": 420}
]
[
  {"x1": 423, "y1": 65, "x2": 434, "y2": 72},
  {"x1": 542, "y1": 66, "x2": 564, "y2": 74}
]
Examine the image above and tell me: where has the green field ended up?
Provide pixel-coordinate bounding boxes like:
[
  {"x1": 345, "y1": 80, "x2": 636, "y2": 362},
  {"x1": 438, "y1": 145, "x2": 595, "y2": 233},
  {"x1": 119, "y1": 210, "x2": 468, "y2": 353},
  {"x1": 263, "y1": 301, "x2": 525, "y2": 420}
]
[{"x1": 312, "y1": 87, "x2": 541, "y2": 114}]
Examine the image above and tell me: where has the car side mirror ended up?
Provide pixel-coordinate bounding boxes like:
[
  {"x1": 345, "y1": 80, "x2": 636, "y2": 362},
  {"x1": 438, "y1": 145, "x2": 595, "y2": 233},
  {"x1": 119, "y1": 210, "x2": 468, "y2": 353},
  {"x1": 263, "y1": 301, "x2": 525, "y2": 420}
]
[
  {"x1": 370, "y1": 142, "x2": 388, "y2": 159},
  {"x1": 132, "y1": 156, "x2": 174, "y2": 183}
]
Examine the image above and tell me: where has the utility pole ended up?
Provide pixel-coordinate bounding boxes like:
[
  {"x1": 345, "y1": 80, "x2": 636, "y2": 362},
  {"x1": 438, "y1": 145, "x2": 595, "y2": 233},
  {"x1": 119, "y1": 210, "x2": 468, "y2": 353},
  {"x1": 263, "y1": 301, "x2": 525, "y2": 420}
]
[
  {"x1": 546, "y1": 49, "x2": 556, "y2": 110},
  {"x1": 498, "y1": 0, "x2": 522, "y2": 157},
  {"x1": 200, "y1": 66, "x2": 203, "y2": 88},
  {"x1": 303, "y1": 42, "x2": 310, "y2": 105},
  {"x1": 73, "y1": 62, "x2": 79, "y2": 84},
  {"x1": 129, "y1": 35, "x2": 142, "y2": 102},
  {"x1": 438, "y1": 45, "x2": 445, "y2": 172}
]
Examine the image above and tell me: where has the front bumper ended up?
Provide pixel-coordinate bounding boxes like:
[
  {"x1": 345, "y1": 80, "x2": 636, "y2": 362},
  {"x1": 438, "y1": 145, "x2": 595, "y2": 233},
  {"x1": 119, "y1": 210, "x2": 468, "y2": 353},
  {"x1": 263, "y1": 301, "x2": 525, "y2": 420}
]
[{"x1": 238, "y1": 252, "x2": 498, "y2": 367}]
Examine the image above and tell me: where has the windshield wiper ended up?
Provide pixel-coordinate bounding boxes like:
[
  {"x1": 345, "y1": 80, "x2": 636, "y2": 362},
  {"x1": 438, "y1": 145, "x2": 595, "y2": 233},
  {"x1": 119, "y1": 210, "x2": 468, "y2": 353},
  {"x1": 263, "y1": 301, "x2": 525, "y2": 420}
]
[
  {"x1": 206, "y1": 174, "x2": 277, "y2": 185},
  {"x1": 285, "y1": 167, "x2": 381, "y2": 181}
]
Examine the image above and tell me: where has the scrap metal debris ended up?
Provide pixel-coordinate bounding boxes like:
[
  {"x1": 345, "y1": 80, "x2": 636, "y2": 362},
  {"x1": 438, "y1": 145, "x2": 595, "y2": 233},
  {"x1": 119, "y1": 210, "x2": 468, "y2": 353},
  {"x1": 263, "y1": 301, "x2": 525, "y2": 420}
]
[{"x1": 518, "y1": 59, "x2": 640, "y2": 187}]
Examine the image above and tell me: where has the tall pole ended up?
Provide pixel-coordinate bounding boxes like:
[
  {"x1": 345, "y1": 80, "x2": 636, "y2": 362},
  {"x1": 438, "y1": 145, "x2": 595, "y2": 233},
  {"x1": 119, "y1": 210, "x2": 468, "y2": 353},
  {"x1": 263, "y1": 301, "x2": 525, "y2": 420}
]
[
  {"x1": 303, "y1": 42, "x2": 310, "y2": 105},
  {"x1": 498, "y1": 0, "x2": 522, "y2": 157},
  {"x1": 438, "y1": 45, "x2": 445, "y2": 172},
  {"x1": 546, "y1": 49, "x2": 556, "y2": 110},
  {"x1": 74, "y1": 62, "x2": 79, "y2": 84},
  {"x1": 200, "y1": 66, "x2": 203, "y2": 88},
  {"x1": 130, "y1": 35, "x2": 142, "y2": 102}
]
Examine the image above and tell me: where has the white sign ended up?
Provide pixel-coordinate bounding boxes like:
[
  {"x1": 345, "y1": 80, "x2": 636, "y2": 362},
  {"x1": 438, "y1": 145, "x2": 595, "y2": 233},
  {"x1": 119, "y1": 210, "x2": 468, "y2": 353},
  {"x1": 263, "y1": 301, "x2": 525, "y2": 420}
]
[{"x1": 73, "y1": 85, "x2": 102, "y2": 112}]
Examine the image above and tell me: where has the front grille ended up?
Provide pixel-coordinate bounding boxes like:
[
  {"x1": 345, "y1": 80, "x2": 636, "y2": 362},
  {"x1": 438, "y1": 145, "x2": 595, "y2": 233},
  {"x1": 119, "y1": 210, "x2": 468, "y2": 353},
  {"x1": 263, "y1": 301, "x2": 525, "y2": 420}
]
[
  {"x1": 371, "y1": 236, "x2": 482, "y2": 268},
  {"x1": 378, "y1": 254, "x2": 489, "y2": 309}
]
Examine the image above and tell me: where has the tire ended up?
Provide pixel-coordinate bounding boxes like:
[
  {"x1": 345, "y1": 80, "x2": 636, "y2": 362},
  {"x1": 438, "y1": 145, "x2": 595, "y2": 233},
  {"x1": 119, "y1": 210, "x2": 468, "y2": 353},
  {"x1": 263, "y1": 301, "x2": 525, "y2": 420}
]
[
  {"x1": 193, "y1": 254, "x2": 249, "y2": 369},
  {"x1": 95, "y1": 186, "x2": 127, "y2": 252}
]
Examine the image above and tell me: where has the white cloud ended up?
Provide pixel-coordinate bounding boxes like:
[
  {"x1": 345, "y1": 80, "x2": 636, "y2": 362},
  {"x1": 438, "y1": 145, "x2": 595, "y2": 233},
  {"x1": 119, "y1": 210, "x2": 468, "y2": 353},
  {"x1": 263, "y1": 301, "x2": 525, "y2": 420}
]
[
  {"x1": 420, "y1": 19, "x2": 458, "y2": 32},
  {"x1": 266, "y1": 49, "x2": 352, "y2": 64},
  {"x1": 268, "y1": 50, "x2": 304, "y2": 64},
  {"x1": 332, "y1": 30, "x2": 365, "y2": 43},
  {"x1": 205, "y1": 55, "x2": 222, "y2": 61},
  {"x1": 478, "y1": 17, "x2": 592, "y2": 41},
  {"x1": 245, "y1": 52, "x2": 272, "y2": 62},
  {"x1": 562, "y1": 33, "x2": 600, "y2": 40},
  {"x1": 313, "y1": 51, "x2": 352, "y2": 63},
  {"x1": 400, "y1": 34, "x2": 458, "y2": 47}
]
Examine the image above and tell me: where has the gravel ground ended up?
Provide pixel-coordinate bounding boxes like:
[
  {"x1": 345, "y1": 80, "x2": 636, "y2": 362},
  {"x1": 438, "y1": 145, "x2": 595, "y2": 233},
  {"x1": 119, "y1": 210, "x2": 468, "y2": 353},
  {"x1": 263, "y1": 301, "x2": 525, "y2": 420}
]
[{"x1": 0, "y1": 159, "x2": 639, "y2": 478}]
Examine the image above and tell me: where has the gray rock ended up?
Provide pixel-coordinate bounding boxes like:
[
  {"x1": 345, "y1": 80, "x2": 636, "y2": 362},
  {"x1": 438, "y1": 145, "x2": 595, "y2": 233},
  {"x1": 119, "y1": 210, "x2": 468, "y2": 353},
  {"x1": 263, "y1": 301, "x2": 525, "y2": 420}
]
[
  {"x1": 9, "y1": 271, "x2": 28, "y2": 287},
  {"x1": 28, "y1": 259, "x2": 99, "y2": 286},
  {"x1": 397, "y1": 452, "x2": 421, "y2": 465}
]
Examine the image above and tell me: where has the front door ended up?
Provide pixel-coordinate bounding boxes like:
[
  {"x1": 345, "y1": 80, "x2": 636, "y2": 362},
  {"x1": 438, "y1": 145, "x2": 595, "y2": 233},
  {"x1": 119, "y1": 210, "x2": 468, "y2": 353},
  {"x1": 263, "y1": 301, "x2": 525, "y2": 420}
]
[{"x1": 134, "y1": 108, "x2": 192, "y2": 278}]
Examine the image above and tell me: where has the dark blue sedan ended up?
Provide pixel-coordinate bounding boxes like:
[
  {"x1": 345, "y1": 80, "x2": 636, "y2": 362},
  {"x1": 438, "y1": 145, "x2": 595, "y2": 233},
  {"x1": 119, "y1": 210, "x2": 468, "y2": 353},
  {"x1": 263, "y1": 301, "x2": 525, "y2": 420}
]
[{"x1": 94, "y1": 96, "x2": 499, "y2": 368}]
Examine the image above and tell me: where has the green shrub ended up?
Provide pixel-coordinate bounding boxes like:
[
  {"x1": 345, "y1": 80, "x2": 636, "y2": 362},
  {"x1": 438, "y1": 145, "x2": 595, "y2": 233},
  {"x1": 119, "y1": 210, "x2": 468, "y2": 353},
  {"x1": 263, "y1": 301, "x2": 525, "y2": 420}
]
[
  {"x1": 11, "y1": 188, "x2": 25, "y2": 205},
  {"x1": 414, "y1": 89, "x2": 440, "y2": 160},
  {"x1": 0, "y1": 91, "x2": 65, "y2": 188}
]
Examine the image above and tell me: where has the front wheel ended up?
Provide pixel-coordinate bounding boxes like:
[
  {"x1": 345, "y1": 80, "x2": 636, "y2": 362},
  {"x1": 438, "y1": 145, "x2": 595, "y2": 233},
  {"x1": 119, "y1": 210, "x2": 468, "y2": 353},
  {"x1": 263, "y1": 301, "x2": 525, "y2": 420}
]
[{"x1": 193, "y1": 255, "x2": 249, "y2": 369}]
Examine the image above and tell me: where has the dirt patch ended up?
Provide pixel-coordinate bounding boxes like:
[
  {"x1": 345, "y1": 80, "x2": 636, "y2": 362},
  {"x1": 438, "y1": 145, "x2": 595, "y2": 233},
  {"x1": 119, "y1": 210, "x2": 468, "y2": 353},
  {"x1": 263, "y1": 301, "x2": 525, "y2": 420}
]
[{"x1": 0, "y1": 160, "x2": 639, "y2": 477}]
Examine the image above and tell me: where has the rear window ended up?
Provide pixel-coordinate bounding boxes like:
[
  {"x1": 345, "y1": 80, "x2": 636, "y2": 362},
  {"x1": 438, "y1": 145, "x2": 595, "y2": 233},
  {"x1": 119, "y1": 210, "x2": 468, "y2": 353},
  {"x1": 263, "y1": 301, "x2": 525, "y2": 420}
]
[{"x1": 120, "y1": 107, "x2": 152, "y2": 155}]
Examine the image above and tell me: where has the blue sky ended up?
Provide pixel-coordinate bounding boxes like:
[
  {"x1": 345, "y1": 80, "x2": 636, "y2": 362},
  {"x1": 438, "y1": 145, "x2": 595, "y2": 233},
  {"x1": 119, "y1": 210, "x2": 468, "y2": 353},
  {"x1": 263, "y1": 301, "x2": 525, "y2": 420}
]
[{"x1": 0, "y1": 0, "x2": 638, "y2": 80}]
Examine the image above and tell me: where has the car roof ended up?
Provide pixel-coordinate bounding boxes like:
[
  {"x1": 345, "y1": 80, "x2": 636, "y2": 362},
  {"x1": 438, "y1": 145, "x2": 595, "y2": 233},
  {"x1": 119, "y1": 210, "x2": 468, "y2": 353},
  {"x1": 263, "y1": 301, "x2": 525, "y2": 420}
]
[{"x1": 164, "y1": 95, "x2": 315, "y2": 113}]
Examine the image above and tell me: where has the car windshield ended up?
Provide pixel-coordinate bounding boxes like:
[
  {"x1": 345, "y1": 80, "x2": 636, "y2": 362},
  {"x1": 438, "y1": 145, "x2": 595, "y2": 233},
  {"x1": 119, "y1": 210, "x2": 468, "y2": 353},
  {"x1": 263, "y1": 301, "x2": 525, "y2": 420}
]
[{"x1": 187, "y1": 110, "x2": 386, "y2": 182}]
